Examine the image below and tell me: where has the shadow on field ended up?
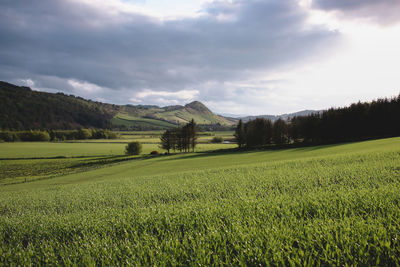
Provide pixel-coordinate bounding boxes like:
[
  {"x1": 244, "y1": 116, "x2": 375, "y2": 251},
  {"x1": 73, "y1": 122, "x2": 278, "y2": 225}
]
[
  {"x1": 285, "y1": 143, "x2": 342, "y2": 152},
  {"x1": 0, "y1": 155, "x2": 119, "y2": 161},
  {"x1": 157, "y1": 149, "x2": 262, "y2": 162},
  {"x1": 69, "y1": 154, "x2": 146, "y2": 168},
  {"x1": 157, "y1": 142, "x2": 348, "y2": 162}
]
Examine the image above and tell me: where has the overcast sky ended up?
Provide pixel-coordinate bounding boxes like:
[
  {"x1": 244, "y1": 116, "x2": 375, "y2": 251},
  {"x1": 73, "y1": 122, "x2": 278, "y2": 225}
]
[{"x1": 1, "y1": 0, "x2": 399, "y2": 115}]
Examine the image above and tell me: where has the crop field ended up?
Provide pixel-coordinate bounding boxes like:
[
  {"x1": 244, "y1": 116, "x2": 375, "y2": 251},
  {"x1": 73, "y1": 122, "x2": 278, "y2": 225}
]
[
  {"x1": 114, "y1": 131, "x2": 234, "y2": 144},
  {"x1": 0, "y1": 137, "x2": 400, "y2": 265},
  {"x1": 0, "y1": 140, "x2": 235, "y2": 185},
  {"x1": 61, "y1": 130, "x2": 234, "y2": 144},
  {"x1": 0, "y1": 141, "x2": 235, "y2": 158}
]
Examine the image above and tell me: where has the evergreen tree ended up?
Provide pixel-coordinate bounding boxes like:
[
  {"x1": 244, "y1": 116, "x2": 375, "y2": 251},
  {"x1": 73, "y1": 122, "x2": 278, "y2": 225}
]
[
  {"x1": 187, "y1": 119, "x2": 198, "y2": 152},
  {"x1": 272, "y1": 119, "x2": 287, "y2": 144},
  {"x1": 234, "y1": 119, "x2": 245, "y2": 148},
  {"x1": 245, "y1": 118, "x2": 272, "y2": 148},
  {"x1": 160, "y1": 130, "x2": 174, "y2": 154}
]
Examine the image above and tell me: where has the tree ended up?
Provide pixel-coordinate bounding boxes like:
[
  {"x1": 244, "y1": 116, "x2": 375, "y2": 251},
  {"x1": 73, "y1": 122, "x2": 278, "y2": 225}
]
[
  {"x1": 77, "y1": 128, "x2": 92, "y2": 140},
  {"x1": 125, "y1": 141, "x2": 142, "y2": 155},
  {"x1": 211, "y1": 136, "x2": 223, "y2": 143},
  {"x1": 245, "y1": 118, "x2": 272, "y2": 148},
  {"x1": 272, "y1": 119, "x2": 288, "y2": 144},
  {"x1": 160, "y1": 130, "x2": 174, "y2": 154},
  {"x1": 234, "y1": 119, "x2": 245, "y2": 148},
  {"x1": 187, "y1": 119, "x2": 198, "y2": 152}
]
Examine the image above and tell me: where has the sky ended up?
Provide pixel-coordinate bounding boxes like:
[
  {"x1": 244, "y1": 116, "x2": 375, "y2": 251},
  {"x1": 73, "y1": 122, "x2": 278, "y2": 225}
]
[{"x1": 1, "y1": 0, "x2": 399, "y2": 115}]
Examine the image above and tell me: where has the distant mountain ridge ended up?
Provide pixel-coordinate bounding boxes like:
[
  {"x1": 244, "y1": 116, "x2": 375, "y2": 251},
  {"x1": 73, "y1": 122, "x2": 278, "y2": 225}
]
[
  {"x1": 240, "y1": 110, "x2": 323, "y2": 123},
  {"x1": 0, "y1": 81, "x2": 235, "y2": 130},
  {"x1": 0, "y1": 80, "x2": 324, "y2": 131}
]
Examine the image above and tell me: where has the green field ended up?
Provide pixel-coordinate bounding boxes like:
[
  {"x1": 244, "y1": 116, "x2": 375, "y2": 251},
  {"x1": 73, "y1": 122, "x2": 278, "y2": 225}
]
[
  {"x1": 66, "y1": 131, "x2": 234, "y2": 144},
  {"x1": 111, "y1": 113, "x2": 177, "y2": 129},
  {"x1": 0, "y1": 141, "x2": 236, "y2": 185},
  {"x1": 0, "y1": 141, "x2": 235, "y2": 158},
  {"x1": 1, "y1": 137, "x2": 400, "y2": 265}
]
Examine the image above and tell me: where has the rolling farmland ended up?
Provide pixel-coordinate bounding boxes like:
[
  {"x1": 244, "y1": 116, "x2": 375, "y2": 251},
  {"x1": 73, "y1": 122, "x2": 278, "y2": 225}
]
[{"x1": 0, "y1": 137, "x2": 400, "y2": 265}]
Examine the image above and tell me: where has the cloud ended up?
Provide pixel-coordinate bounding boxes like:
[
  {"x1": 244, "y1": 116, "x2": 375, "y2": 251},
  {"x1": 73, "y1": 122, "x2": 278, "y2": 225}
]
[
  {"x1": 17, "y1": 79, "x2": 35, "y2": 88},
  {"x1": 133, "y1": 89, "x2": 199, "y2": 105},
  {"x1": 312, "y1": 0, "x2": 400, "y2": 25},
  {"x1": 68, "y1": 79, "x2": 103, "y2": 93},
  {"x1": 136, "y1": 89, "x2": 199, "y2": 100},
  {"x1": 0, "y1": 0, "x2": 338, "y2": 110}
]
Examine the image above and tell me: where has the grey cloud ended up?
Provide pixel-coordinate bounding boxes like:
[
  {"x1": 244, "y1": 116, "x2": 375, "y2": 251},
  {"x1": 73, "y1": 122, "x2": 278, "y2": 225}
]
[
  {"x1": 0, "y1": 0, "x2": 337, "y2": 107},
  {"x1": 312, "y1": 0, "x2": 400, "y2": 25}
]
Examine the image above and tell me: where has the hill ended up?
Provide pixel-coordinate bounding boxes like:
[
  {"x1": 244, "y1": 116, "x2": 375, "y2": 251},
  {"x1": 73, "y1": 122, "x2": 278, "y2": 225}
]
[
  {"x1": 0, "y1": 81, "x2": 236, "y2": 130},
  {"x1": 0, "y1": 81, "x2": 119, "y2": 130},
  {"x1": 113, "y1": 100, "x2": 236, "y2": 130}
]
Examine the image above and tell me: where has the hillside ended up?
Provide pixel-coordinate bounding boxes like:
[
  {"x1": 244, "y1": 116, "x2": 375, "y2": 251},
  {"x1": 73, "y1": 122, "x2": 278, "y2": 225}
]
[
  {"x1": 0, "y1": 81, "x2": 235, "y2": 130},
  {"x1": 0, "y1": 81, "x2": 119, "y2": 130}
]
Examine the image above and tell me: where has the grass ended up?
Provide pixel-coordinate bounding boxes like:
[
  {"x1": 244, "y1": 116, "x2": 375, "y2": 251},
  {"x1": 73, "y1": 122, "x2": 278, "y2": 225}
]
[
  {"x1": 0, "y1": 137, "x2": 400, "y2": 265},
  {"x1": 0, "y1": 142, "x2": 126, "y2": 158},
  {"x1": 69, "y1": 130, "x2": 235, "y2": 144},
  {"x1": 0, "y1": 142, "x2": 235, "y2": 159},
  {"x1": 0, "y1": 140, "x2": 235, "y2": 185}
]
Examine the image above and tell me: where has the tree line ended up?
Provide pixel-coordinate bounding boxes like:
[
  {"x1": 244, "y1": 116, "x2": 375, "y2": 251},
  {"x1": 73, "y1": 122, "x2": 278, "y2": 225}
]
[
  {"x1": 235, "y1": 95, "x2": 400, "y2": 148},
  {"x1": 0, "y1": 129, "x2": 118, "y2": 142},
  {"x1": 160, "y1": 119, "x2": 198, "y2": 153}
]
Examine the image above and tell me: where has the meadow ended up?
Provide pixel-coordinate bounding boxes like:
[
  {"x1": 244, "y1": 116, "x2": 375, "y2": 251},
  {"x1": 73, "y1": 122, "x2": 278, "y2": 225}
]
[
  {"x1": 0, "y1": 137, "x2": 400, "y2": 265},
  {"x1": 0, "y1": 131, "x2": 236, "y2": 185}
]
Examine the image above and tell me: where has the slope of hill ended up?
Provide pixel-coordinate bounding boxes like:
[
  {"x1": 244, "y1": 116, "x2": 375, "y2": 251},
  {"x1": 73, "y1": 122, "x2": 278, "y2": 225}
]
[
  {"x1": 0, "y1": 81, "x2": 119, "y2": 130},
  {"x1": 0, "y1": 81, "x2": 235, "y2": 130},
  {"x1": 150, "y1": 101, "x2": 236, "y2": 125}
]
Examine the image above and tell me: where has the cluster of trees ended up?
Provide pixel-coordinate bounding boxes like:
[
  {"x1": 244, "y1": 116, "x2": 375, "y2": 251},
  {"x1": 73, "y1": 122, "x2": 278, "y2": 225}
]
[
  {"x1": 0, "y1": 129, "x2": 118, "y2": 142},
  {"x1": 113, "y1": 124, "x2": 170, "y2": 131},
  {"x1": 198, "y1": 124, "x2": 235, "y2": 132},
  {"x1": 234, "y1": 118, "x2": 290, "y2": 148},
  {"x1": 290, "y1": 96, "x2": 400, "y2": 143},
  {"x1": 0, "y1": 130, "x2": 51, "y2": 142},
  {"x1": 235, "y1": 95, "x2": 400, "y2": 148},
  {"x1": 49, "y1": 129, "x2": 118, "y2": 141},
  {"x1": 160, "y1": 120, "x2": 198, "y2": 153}
]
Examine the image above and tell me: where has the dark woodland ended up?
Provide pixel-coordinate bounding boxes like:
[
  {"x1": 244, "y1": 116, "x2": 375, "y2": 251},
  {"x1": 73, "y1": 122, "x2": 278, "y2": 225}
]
[{"x1": 236, "y1": 95, "x2": 400, "y2": 148}]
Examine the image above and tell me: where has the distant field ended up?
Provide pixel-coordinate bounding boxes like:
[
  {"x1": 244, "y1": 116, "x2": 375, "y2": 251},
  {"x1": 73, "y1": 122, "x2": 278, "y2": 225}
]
[
  {"x1": 0, "y1": 140, "x2": 235, "y2": 185},
  {"x1": 0, "y1": 142, "x2": 127, "y2": 158},
  {"x1": 0, "y1": 142, "x2": 235, "y2": 159},
  {"x1": 1, "y1": 137, "x2": 400, "y2": 265},
  {"x1": 111, "y1": 113, "x2": 176, "y2": 129},
  {"x1": 70, "y1": 130, "x2": 235, "y2": 144}
]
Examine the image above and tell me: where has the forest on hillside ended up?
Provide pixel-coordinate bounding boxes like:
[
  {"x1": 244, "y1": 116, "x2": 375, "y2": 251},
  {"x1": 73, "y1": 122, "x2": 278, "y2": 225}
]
[
  {"x1": 235, "y1": 95, "x2": 400, "y2": 148},
  {"x1": 0, "y1": 81, "x2": 235, "y2": 131},
  {"x1": 0, "y1": 82, "x2": 118, "y2": 130}
]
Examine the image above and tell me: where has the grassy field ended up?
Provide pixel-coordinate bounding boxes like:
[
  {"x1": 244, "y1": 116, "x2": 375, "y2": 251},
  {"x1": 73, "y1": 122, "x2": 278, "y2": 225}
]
[
  {"x1": 66, "y1": 131, "x2": 234, "y2": 144},
  {"x1": 0, "y1": 137, "x2": 400, "y2": 265},
  {"x1": 0, "y1": 141, "x2": 235, "y2": 185},
  {"x1": 111, "y1": 113, "x2": 177, "y2": 129},
  {"x1": 0, "y1": 141, "x2": 235, "y2": 158}
]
